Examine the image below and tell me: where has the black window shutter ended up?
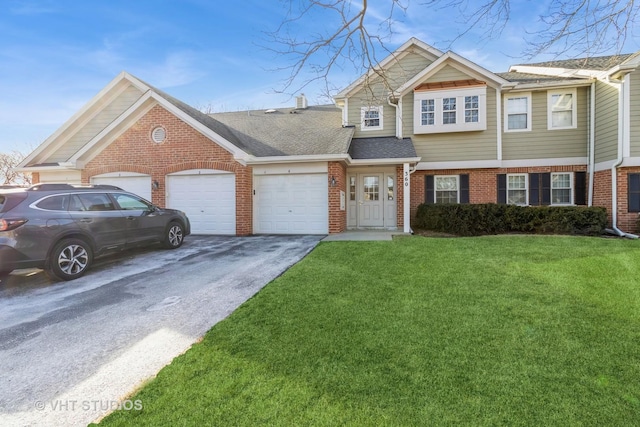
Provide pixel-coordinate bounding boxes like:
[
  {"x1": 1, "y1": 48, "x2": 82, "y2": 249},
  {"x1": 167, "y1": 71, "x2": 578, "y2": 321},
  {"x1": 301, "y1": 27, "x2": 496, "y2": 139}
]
[
  {"x1": 529, "y1": 173, "x2": 540, "y2": 206},
  {"x1": 628, "y1": 173, "x2": 640, "y2": 212},
  {"x1": 425, "y1": 175, "x2": 434, "y2": 204},
  {"x1": 574, "y1": 172, "x2": 587, "y2": 205},
  {"x1": 541, "y1": 173, "x2": 551, "y2": 205},
  {"x1": 459, "y1": 174, "x2": 469, "y2": 204},
  {"x1": 497, "y1": 174, "x2": 506, "y2": 204}
]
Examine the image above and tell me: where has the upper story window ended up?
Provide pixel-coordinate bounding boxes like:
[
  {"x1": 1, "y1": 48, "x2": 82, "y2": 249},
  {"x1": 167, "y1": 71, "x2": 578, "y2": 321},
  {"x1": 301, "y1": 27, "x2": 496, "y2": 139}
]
[
  {"x1": 414, "y1": 80, "x2": 487, "y2": 134},
  {"x1": 361, "y1": 106, "x2": 383, "y2": 131},
  {"x1": 548, "y1": 89, "x2": 577, "y2": 130},
  {"x1": 505, "y1": 93, "x2": 531, "y2": 132}
]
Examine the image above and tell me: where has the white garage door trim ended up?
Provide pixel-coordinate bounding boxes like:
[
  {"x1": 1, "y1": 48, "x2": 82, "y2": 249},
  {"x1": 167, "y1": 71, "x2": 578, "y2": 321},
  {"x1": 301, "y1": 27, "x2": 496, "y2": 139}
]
[
  {"x1": 254, "y1": 173, "x2": 328, "y2": 235},
  {"x1": 91, "y1": 172, "x2": 152, "y2": 201},
  {"x1": 166, "y1": 169, "x2": 236, "y2": 235}
]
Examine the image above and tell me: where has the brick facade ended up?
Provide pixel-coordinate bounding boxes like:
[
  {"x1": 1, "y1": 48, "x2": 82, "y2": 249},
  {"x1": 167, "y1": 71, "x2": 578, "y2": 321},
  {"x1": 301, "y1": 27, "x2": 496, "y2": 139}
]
[
  {"x1": 83, "y1": 104, "x2": 253, "y2": 235},
  {"x1": 410, "y1": 165, "x2": 589, "y2": 227},
  {"x1": 328, "y1": 161, "x2": 347, "y2": 233}
]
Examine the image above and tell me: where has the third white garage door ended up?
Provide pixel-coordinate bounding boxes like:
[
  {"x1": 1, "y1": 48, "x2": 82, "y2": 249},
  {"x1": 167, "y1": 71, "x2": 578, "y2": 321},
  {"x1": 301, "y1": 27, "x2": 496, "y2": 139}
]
[
  {"x1": 255, "y1": 174, "x2": 328, "y2": 234},
  {"x1": 166, "y1": 170, "x2": 235, "y2": 235}
]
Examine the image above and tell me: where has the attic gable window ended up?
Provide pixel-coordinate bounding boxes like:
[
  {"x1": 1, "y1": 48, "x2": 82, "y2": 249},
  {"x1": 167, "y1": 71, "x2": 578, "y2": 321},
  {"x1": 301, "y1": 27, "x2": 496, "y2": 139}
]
[
  {"x1": 413, "y1": 80, "x2": 487, "y2": 134},
  {"x1": 361, "y1": 106, "x2": 383, "y2": 131}
]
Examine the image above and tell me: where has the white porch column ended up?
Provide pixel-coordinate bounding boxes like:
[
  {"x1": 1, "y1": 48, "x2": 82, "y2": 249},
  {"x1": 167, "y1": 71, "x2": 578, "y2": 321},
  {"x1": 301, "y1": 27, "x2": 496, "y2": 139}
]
[{"x1": 403, "y1": 163, "x2": 411, "y2": 233}]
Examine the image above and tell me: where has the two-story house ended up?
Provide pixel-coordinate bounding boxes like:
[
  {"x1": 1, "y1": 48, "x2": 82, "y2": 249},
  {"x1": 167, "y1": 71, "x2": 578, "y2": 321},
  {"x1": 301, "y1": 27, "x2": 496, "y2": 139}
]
[{"x1": 15, "y1": 38, "x2": 640, "y2": 235}]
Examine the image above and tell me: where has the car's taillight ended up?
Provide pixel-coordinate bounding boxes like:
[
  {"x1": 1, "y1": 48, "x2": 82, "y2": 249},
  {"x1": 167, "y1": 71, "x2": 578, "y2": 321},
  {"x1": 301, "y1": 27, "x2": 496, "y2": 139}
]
[{"x1": 0, "y1": 219, "x2": 27, "y2": 231}]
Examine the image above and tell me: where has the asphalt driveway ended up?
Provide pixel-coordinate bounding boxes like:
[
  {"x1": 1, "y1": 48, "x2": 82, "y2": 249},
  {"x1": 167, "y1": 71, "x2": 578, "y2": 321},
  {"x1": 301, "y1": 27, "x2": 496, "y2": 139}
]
[{"x1": 0, "y1": 234, "x2": 322, "y2": 427}]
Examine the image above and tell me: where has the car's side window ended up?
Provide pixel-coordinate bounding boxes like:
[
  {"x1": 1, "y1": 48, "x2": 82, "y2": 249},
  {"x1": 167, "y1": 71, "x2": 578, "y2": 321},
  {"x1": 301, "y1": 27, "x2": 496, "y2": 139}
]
[
  {"x1": 36, "y1": 195, "x2": 70, "y2": 211},
  {"x1": 113, "y1": 193, "x2": 151, "y2": 210},
  {"x1": 70, "y1": 193, "x2": 115, "y2": 211}
]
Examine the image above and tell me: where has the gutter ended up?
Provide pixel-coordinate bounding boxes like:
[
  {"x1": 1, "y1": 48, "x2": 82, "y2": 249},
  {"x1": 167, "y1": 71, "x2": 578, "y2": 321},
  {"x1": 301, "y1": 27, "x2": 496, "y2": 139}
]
[
  {"x1": 588, "y1": 82, "x2": 595, "y2": 206},
  {"x1": 608, "y1": 74, "x2": 639, "y2": 238}
]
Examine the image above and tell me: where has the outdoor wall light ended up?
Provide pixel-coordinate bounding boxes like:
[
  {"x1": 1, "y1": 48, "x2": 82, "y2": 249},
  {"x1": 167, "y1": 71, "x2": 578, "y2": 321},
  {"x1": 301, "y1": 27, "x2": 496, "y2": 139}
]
[
  {"x1": 152, "y1": 180, "x2": 160, "y2": 190},
  {"x1": 331, "y1": 176, "x2": 336, "y2": 187}
]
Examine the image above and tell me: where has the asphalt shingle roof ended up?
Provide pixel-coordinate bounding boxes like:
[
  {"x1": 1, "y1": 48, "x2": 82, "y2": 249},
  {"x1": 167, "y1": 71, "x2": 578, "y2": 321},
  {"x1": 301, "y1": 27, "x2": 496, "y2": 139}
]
[
  {"x1": 513, "y1": 54, "x2": 636, "y2": 71},
  {"x1": 210, "y1": 105, "x2": 354, "y2": 157},
  {"x1": 495, "y1": 72, "x2": 581, "y2": 84},
  {"x1": 348, "y1": 137, "x2": 417, "y2": 160}
]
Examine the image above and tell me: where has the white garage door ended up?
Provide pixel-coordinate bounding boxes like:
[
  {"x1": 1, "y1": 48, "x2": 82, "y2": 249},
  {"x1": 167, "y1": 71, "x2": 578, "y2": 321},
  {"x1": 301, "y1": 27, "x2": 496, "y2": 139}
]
[
  {"x1": 92, "y1": 173, "x2": 152, "y2": 201},
  {"x1": 166, "y1": 170, "x2": 235, "y2": 235},
  {"x1": 255, "y1": 174, "x2": 328, "y2": 234}
]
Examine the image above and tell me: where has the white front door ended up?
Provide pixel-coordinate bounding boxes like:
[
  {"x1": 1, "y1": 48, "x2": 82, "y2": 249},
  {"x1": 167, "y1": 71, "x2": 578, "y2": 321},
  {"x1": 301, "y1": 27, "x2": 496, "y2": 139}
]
[
  {"x1": 358, "y1": 174, "x2": 384, "y2": 227},
  {"x1": 347, "y1": 172, "x2": 397, "y2": 229}
]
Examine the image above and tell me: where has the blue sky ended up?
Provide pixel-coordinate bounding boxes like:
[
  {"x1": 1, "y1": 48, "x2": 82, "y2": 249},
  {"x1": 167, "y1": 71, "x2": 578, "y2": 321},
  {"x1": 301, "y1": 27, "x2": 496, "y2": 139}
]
[{"x1": 1, "y1": 0, "x2": 639, "y2": 155}]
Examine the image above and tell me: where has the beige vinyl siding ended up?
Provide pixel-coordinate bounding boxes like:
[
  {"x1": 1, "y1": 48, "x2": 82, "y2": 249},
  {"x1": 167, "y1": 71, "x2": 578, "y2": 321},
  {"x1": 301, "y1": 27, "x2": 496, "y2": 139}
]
[
  {"x1": 502, "y1": 87, "x2": 588, "y2": 160},
  {"x1": 49, "y1": 84, "x2": 144, "y2": 162},
  {"x1": 595, "y1": 80, "x2": 619, "y2": 162},
  {"x1": 422, "y1": 64, "x2": 471, "y2": 83},
  {"x1": 348, "y1": 51, "x2": 434, "y2": 138},
  {"x1": 404, "y1": 86, "x2": 499, "y2": 161},
  {"x1": 630, "y1": 71, "x2": 640, "y2": 157}
]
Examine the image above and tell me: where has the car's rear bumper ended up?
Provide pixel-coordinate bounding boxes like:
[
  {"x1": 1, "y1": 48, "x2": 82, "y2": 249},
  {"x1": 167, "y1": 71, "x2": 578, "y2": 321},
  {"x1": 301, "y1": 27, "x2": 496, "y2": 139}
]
[{"x1": 0, "y1": 245, "x2": 45, "y2": 271}]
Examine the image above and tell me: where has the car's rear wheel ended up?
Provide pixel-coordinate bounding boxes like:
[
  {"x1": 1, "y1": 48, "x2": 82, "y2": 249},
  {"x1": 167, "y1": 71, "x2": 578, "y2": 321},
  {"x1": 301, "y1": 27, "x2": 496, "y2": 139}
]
[
  {"x1": 47, "y1": 238, "x2": 93, "y2": 281},
  {"x1": 163, "y1": 222, "x2": 184, "y2": 249}
]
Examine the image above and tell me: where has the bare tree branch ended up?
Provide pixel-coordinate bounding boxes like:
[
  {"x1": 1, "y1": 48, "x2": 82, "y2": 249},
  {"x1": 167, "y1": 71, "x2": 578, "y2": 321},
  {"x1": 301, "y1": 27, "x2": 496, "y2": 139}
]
[
  {"x1": 265, "y1": 0, "x2": 639, "y2": 97},
  {"x1": 0, "y1": 151, "x2": 31, "y2": 185}
]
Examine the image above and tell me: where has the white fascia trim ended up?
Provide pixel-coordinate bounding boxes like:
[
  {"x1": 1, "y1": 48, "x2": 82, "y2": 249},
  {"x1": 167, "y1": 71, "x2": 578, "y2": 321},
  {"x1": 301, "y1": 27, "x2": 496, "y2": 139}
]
[
  {"x1": 19, "y1": 72, "x2": 138, "y2": 168},
  {"x1": 508, "y1": 65, "x2": 605, "y2": 79},
  {"x1": 620, "y1": 157, "x2": 640, "y2": 168},
  {"x1": 417, "y1": 157, "x2": 587, "y2": 170},
  {"x1": 348, "y1": 157, "x2": 421, "y2": 166},
  {"x1": 594, "y1": 159, "x2": 620, "y2": 172},
  {"x1": 504, "y1": 80, "x2": 594, "y2": 92},
  {"x1": 396, "y1": 52, "x2": 510, "y2": 97},
  {"x1": 13, "y1": 164, "x2": 80, "y2": 173},
  {"x1": 69, "y1": 91, "x2": 156, "y2": 163},
  {"x1": 334, "y1": 38, "x2": 443, "y2": 99},
  {"x1": 247, "y1": 154, "x2": 349, "y2": 165},
  {"x1": 150, "y1": 93, "x2": 251, "y2": 162}
]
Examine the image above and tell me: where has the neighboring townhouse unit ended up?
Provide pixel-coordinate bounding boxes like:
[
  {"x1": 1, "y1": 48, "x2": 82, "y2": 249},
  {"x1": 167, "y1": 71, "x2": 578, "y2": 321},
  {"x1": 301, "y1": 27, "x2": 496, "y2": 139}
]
[{"x1": 16, "y1": 38, "x2": 640, "y2": 235}]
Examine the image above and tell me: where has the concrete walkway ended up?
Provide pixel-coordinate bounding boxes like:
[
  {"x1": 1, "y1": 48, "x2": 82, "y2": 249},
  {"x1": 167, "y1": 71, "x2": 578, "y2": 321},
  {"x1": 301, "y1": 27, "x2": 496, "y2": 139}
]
[{"x1": 322, "y1": 230, "x2": 410, "y2": 241}]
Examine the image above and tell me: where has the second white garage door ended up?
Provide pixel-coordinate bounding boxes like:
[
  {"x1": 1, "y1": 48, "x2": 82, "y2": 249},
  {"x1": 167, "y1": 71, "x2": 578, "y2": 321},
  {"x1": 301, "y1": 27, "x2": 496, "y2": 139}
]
[
  {"x1": 166, "y1": 170, "x2": 235, "y2": 235},
  {"x1": 255, "y1": 174, "x2": 328, "y2": 234}
]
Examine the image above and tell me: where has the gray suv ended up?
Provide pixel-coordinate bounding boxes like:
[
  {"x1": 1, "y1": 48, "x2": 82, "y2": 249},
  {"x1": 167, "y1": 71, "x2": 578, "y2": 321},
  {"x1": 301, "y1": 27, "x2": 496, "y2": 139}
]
[{"x1": 0, "y1": 184, "x2": 191, "y2": 281}]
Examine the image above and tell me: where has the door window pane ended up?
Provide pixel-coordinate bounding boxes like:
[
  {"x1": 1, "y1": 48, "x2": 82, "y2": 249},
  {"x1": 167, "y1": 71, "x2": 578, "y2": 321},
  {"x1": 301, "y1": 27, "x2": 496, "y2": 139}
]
[
  {"x1": 387, "y1": 176, "x2": 394, "y2": 200},
  {"x1": 363, "y1": 176, "x2": 379, "y2": 201},
  {"x1": 349, "y1": 176, "x2": 356, "y2": 201}
]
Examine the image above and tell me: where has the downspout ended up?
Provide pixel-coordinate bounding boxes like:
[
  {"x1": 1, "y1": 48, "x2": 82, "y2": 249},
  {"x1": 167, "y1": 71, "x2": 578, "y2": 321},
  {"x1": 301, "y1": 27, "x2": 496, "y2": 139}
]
[
  {"x1": 388, "y1": 93, "x2": 402, "y2": 139},
  {"x1": 588, "y1": 82, "x2": 595, "y2": 206},
  {"x1": 608, "y1": 74, "x2": 638, "y2": 238}
]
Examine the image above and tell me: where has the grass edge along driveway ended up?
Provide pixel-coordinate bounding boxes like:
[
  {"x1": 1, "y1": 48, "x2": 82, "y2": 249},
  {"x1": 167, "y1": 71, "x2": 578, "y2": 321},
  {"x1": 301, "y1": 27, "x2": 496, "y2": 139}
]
[{"x1": 97, "y1": 235, "x2": 640, "y2": 426}]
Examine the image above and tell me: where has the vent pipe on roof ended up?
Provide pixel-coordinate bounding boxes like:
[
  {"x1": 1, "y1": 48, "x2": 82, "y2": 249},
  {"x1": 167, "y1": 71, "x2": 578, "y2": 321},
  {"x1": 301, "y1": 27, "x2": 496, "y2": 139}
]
[{"x1": 296, "y1": 93, "x2": 308, "y2": 109}]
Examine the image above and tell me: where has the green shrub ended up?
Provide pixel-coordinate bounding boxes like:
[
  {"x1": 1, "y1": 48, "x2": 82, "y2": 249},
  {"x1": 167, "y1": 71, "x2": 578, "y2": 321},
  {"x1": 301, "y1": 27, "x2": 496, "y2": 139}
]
[{"x1": 414, "y1": 204, "x2": 607, "y2": 236}]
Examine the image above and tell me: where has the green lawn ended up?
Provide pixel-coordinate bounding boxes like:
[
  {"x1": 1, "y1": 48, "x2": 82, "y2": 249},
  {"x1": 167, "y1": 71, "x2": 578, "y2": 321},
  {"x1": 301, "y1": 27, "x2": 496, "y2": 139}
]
[{"x1": 97, "y1": 236, "x2": 640, "y2": 426}]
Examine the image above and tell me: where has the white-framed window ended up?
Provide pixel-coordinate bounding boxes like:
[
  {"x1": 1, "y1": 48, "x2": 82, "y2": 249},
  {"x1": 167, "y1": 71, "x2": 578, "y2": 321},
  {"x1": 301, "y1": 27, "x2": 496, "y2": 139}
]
[
  {"x1": 548, "y1": 89, "x2": 577, "y2": 130},
  {"x1": 505, "y1": 93, "x2": 531, "y2": 132},
  {"x1": 442, "y1": 97, "x2": 457, "y2": 125},
  {"x1": 435, "y1": 175, "x2": 459, "y2": 204},
  {"x1": 465, "y1": 95, "x2": 479, "y2": 123},
  {"x1": 507, "y1": 174, "x2": 528, "y2": 205},
  {"x1": 414, "y1": 85, "x2": 487, "y2": 134},
  {"x1": 361, "y1": 106, "x2": 383, "y2": 131},
  {"x1": 551, "y1": 172, "x2": 572, "y2": 205},
  {"x1": 420, "y1": 99, "x2": 435, "y2": 125}
]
